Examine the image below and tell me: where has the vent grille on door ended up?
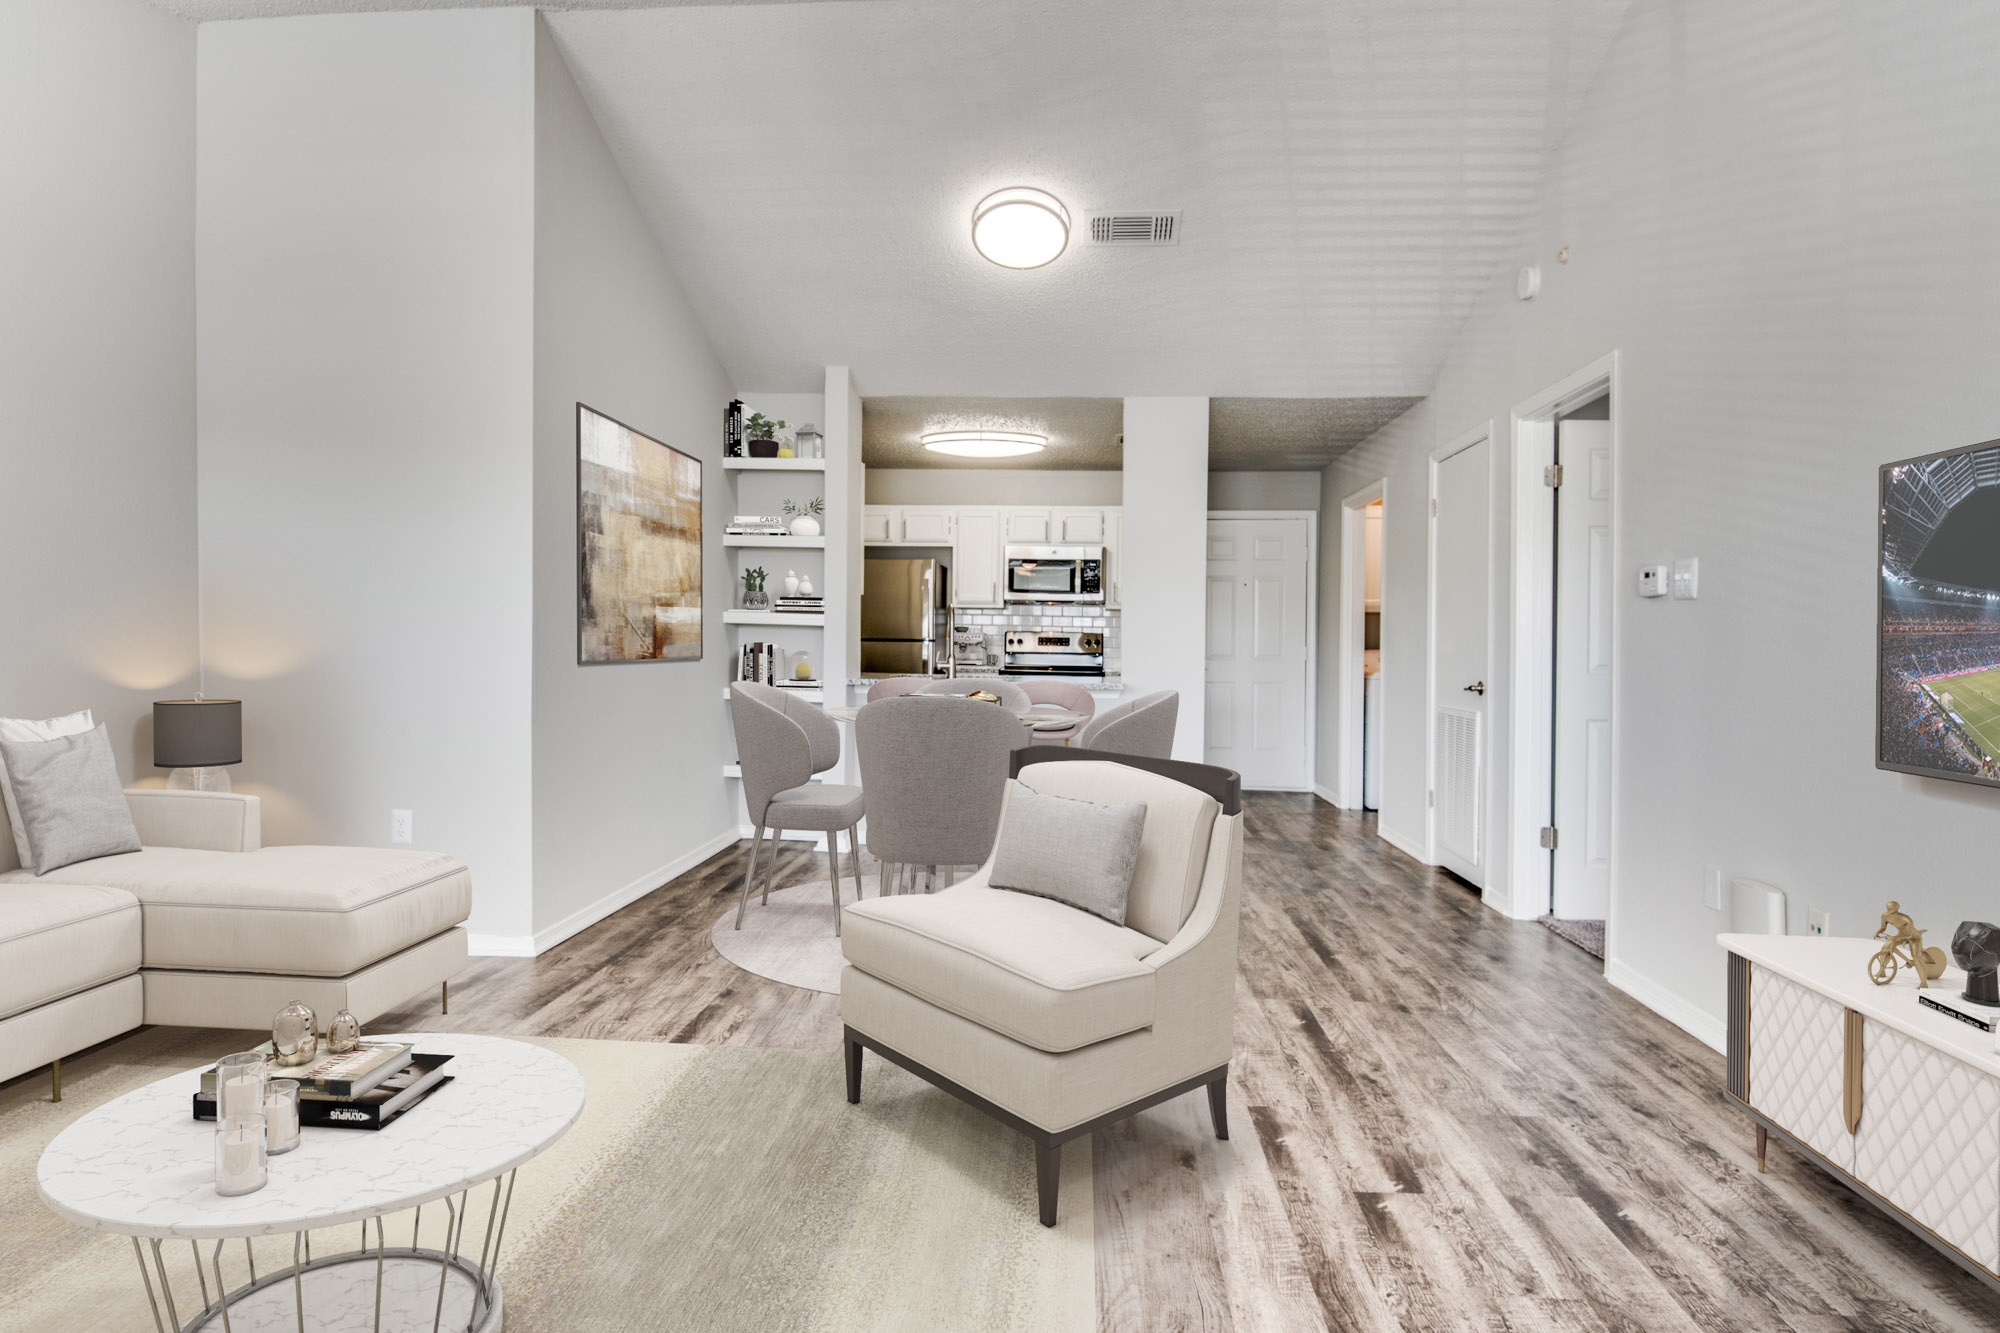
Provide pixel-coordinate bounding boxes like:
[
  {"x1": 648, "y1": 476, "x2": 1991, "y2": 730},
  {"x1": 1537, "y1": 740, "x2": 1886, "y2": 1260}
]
[
  {"x1": 1087, "y1": 212, "x2": 1180, "y2": 245},
  {"x1": 1434, "y1": 706, "x2": 1482, "y2": 865}
]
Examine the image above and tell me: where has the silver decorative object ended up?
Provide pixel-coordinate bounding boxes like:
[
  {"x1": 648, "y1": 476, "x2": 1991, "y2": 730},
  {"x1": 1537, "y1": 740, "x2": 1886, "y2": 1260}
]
[
  {"x1": 327, "y1": 1008, "x2": 361, "y2": 1054},
  {"x1": 272, "y1": 999, "x2": 318, "y2": 1067}
]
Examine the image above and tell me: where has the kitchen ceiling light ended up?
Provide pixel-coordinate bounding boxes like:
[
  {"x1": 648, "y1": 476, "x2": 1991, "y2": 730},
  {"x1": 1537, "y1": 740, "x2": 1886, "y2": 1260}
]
[
  {"x1": 921, "y1": 430, "x2": 1048, "y2": 458},
  {"x1": 971, "y1": 188, "x2": 1070, "y2": 269}
]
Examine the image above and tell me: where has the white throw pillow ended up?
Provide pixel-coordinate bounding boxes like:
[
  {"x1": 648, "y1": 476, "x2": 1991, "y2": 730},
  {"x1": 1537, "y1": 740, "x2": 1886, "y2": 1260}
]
[{"x1": 0, "y1": 709, "x2": 94, "y2": 865}]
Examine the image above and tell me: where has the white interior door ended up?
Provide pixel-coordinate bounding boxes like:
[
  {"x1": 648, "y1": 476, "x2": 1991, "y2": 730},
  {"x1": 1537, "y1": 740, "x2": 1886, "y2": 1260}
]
[
  {"x1": 1552, "y1": 418, "x2": 1612, "y2": 918},
  {"x1": 1431, "y1": 439, "x2": 1490, "y2": 884},
  {"x1": 1205, "y1": 518, "x2": 1312, "y2": 790}
]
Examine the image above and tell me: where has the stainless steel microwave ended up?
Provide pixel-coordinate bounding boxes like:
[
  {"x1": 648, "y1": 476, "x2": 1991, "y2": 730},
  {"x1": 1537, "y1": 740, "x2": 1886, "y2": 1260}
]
[{"x1": 1004, "y1": 546, "x2": 1105, "y2": 604}]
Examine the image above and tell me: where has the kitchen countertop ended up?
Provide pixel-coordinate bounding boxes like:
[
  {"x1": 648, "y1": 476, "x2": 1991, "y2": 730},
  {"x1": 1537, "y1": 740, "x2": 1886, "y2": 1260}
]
[{"x1": 849, "y1": 674, "x2": 1124, "y2": 693}]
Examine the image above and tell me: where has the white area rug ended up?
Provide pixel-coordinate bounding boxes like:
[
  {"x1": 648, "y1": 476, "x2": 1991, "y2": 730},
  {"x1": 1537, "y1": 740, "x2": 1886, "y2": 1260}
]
[{"x1": 711, "y1": 879, "x2": 880, "y2": 994}]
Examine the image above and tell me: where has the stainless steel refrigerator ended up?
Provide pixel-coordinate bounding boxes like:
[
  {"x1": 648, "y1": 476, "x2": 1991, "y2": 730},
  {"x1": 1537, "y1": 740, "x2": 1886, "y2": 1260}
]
[{"x1": 861, "y1": 558, "x2": 944, "y2": 675}]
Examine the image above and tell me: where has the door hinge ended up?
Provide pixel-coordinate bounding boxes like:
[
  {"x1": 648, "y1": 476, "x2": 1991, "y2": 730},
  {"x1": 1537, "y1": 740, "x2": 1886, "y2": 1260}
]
[
  {"x1": 1539, "y1": 826, "x2": 1559, "y2": 850},
  {"x1": 1543, "y1": 464, "x2": 1564, "y2": 488}
]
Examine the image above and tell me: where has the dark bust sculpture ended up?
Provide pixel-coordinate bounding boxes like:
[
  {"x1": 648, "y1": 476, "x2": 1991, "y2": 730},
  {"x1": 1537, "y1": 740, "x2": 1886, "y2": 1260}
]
[{"x1": 1952, "y1": 921, "x2": 2000, "y2": 1006}]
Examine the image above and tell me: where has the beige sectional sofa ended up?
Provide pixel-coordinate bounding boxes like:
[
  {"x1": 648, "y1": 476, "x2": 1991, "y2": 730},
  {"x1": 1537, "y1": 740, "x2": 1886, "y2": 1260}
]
[{"x1": 0, "y1": 787, "x2": 469, "y2": 1089}]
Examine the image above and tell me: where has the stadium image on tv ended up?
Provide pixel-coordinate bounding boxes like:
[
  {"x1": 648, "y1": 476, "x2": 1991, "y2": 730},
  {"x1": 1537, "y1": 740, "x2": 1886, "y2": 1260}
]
[{"x1": 1880, "y1": 439, "x2": 2000, "y2": 788}]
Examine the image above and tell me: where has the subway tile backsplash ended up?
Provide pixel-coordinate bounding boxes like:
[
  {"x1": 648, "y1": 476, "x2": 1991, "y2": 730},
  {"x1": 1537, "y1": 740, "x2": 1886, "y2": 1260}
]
[{"x1": 951, "y1": 607, "x2": 1121, "y2": 674}]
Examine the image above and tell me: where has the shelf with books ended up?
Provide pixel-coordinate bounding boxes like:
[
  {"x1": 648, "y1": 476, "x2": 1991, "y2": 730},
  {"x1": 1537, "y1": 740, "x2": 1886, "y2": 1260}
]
[
  {"x1": 722, "y1": 457, "x2": 826, "y2": 472},
  {"x1": 724, "y1": 534, "x2": 825, "y2": 549},
  {"x1": 724, "y1": 610, "x2": 824, "y2": 627}
]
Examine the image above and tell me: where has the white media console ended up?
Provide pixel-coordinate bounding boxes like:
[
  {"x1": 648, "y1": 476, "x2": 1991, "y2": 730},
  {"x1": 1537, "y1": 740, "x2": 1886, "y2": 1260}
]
[{"x1": 1721, "y1": 933, "x2": 2000, "y2": 1291}]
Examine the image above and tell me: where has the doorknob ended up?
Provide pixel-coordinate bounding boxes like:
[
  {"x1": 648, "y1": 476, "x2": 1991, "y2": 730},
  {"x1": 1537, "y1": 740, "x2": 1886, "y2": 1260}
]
[{"x1": 1463, "y1": 681, "x2": 1486, "y2": 696}]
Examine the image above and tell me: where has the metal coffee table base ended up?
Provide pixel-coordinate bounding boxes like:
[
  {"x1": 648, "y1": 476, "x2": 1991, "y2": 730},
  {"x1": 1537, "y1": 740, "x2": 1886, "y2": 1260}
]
[{"x1": 131, "y1": 1170, "x2": 516, "y2": 1333}]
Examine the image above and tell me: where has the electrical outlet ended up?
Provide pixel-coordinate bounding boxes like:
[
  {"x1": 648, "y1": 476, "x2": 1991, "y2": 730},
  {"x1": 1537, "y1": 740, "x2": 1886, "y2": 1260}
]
[
  {"x1": 1808, "y1": 906, "x2": 1831, "y2": 937},
  {"x1": 1704, "y1": 867, "x2": 1723, "y2": 912},
  {"x1": 391, "y1": 809, "x2": 413, "y2": 845}
]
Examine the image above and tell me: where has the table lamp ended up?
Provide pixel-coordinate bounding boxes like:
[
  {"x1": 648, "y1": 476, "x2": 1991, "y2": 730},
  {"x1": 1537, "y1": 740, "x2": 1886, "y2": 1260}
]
[{"x1": 154, "y1": 698, "x2": 243, "y2": 792}]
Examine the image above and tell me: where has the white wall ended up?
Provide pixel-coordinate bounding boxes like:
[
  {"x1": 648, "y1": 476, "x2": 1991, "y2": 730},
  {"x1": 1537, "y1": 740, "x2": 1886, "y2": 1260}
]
[
  {"x1": 1208, "y1": 471, "x2": 1321, "y2": 513},
  {"x1": 197, "y1": 9, "x2": 538, "y2": 941},
  {"x1": 0, "y1": 0, "x2": 198, "y2": 776},
  {"x1": 1121, "y1": 398, "x2": 1209, "y2": 762},
  {"x1": 529, "y1": 19, "x2": 737, "y2": 948},
  {"x1": 866, "y1": 469, "x2": 1122, "y2": 507},
  {"x1": 1320, "y1": 0, "x2": 2000, "y2": 1047}
]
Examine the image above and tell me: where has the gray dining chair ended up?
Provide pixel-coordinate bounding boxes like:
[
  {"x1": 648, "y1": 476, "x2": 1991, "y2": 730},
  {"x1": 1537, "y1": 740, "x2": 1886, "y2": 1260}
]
[
  {"x1": 1076, "y1": 689, "x2": 1179, "y2": 759},
  {"x1": 913, "y1": 677, "x2": 1031, "y2": 716},
  {"x1": 729, "y1": 682, "x2": 865, "y2": 935},
  {"x1": 856, "y1": 695, "x2": 1028, "y2": 898},
  {"x1": 1016, "y1": 679, "x2": 1096, "y2": 743},
  {"x1": 866, "y1": 677, "x2": 932, "y2": 702}
]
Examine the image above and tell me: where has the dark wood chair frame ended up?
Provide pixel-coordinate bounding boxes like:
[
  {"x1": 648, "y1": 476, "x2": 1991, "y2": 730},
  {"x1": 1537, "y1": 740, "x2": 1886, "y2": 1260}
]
[{"x1": 843, "y1": 746, "x2": 1243, "y2": 1227}]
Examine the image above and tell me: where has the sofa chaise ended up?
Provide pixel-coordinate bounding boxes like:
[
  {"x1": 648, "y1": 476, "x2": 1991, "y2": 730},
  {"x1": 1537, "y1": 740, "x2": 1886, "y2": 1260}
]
[{"x1": 0, "y1": 787, "x2": 470, "y2": 1095}]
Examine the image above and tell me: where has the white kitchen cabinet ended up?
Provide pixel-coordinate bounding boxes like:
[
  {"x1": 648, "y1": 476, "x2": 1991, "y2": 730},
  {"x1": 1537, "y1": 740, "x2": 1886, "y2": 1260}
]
[
  {"x1": 1102, "y1": 508, "x2": 1123, "y2": 608},
  {"x1": 1004, "y1": 509, "x2": 1052, "y2": 543},
  {"x1": 899, "y1": 507, "x2": 953, "y2": 545},
  {"x1": 954, "y1": 509, "x2": 1003, "y2": 607},
  {"x1": 862, "y1": 506, "x2": 894, "y2": 545},
  {"x1": 1055, "y1": 508, "x2": 1106, "y2": 545}
]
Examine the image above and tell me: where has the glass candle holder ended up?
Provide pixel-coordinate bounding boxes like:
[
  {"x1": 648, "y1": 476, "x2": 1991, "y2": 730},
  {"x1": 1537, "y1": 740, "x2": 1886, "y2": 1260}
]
[
  {"x1": 214, "y1": 1051, "x2": 268, "y2": 1123},
  {"x1": 265, "y1": 1079, "x2": 302, "y2": 1155},
  {"x1": 215, "y1": 1115, "x2": 268, "y2": 1196}
]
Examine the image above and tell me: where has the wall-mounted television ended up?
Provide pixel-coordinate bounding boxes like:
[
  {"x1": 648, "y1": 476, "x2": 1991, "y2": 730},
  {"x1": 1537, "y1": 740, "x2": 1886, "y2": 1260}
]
[{"x1": 1879, "y1": 439, "x2": 2000, "y2": 787}]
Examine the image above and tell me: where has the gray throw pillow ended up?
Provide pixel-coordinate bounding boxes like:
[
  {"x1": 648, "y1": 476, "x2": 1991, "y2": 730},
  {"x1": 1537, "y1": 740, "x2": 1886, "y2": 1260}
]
[
  {"x1": 0, "y1": 725, "x2": 141, "y2": 874},
  {"x1": 989, "y1": 781, "x2": 1147, "y2": 926}
]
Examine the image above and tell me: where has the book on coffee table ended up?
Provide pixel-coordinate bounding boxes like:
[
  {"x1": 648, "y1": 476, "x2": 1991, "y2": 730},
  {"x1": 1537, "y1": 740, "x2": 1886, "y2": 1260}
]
[
  {"x1": 194, "y1": 1053, "x2": 455, "y2": 1131},
  {"x1": 199, "y1": 1041, "x2": 413, "y2": 1099}
]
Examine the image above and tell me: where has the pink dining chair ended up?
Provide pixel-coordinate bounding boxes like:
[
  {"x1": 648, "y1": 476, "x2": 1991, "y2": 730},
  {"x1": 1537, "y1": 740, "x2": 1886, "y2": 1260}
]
[
  {"x1": 867, "y1": 677, "x2": 932, "y2": 702},
  {"x1": 1016, "y1": 679, "x2": 1096, "y2": 743}
]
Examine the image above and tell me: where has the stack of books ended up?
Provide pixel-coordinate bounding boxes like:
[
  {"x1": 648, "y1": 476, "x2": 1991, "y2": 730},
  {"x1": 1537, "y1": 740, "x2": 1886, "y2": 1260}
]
[
  {"x1": 726, "y1": 514, "x2": 789, "y2": 537},
  {"x1": 773, "y1": 596, "x2": 824, "y2": 615},
  {"x1": 738, "y1": 641, "x2": 780, "y2": 686},
  {"x1": 193, "y1": 1041, "x2": 456, "y2": 1131},
  {"x1": 1918, "y1": 988, "x2": 2000, "y2": 1033}
]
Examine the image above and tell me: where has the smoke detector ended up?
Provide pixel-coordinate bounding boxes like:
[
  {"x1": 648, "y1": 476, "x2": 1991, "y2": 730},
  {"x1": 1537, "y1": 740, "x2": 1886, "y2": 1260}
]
[{"x1": 1086, "y1": 212, "x2": 1181, "y2": 246}]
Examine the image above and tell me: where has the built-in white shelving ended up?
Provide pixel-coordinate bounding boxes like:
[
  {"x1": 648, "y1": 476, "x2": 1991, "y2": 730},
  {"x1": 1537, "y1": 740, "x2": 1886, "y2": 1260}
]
[
  {"x1": 724, "y1": 535, "x2": 825, "y2": 549},
  {"x1": 722, "y1": 457, "x2": 825, "y2": 472},
  {"x1": 718, "y1": 686, "x2": 824, "y2": 702},
  {"x1": 722, "y1": 764, "x2": 822, "y2": 781},
  {"x1": 723, "y1": 610, "x2": 824, "y2": 627}
]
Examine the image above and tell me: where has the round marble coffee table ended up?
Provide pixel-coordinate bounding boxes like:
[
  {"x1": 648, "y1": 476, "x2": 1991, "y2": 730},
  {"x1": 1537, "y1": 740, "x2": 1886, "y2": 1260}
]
[{"x1": 37, "y1": 1033, "x2": 584, "y2": 1331}]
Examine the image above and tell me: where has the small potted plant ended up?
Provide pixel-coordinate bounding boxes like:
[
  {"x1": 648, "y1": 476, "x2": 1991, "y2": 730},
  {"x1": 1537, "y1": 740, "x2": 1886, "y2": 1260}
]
[
  {"x1": 741, "y1": 566, "x2": 769, "y2": 610},
  {"x1": 784, "y1": 496, "x2": 825, "y2": 537},
  {"x1": 744, "y1": 413, "x2": 787, "y2": 459}
]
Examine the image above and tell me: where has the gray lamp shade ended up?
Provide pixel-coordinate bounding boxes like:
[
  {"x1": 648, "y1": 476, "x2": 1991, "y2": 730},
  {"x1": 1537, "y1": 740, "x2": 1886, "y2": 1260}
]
[{"x1": 153, "y1": 699, "x2": 243, "y2": 768}]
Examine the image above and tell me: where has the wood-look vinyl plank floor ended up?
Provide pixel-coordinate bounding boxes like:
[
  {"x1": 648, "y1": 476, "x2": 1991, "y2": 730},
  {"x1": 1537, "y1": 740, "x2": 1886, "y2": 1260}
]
[{"x1": 368, "y1": 796, "x2": 2000, "y2": 1332}]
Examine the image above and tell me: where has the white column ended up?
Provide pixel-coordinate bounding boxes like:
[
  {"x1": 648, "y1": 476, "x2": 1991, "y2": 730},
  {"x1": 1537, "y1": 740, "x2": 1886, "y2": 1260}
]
[{"x1": 1120, "y1": 397, "x2": 1209, "y2": 763}]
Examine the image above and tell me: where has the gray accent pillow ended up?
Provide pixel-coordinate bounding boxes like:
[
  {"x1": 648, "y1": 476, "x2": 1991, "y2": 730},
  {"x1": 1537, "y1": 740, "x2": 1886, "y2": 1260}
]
[
  {"x1": 0, "y1": 724, "x2": 141, "y2": 874},
  {"x1": 989, "y1": 781, "x2": 1147, "y2": 926}
]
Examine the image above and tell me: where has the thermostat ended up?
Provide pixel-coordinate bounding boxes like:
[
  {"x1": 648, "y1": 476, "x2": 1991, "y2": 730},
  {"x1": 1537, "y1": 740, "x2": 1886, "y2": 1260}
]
[{"x1": 1639, "y1": 565, "x2": 1669, "y2": 598}]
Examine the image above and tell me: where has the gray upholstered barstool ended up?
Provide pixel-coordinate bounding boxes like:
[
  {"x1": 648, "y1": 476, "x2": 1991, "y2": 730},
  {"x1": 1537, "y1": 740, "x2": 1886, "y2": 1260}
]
[
  {"x1": 856, "y1": 694, "x2": 1027, "y2": 897},
  {"x1": 1076, "y1": 689, "x2": 1179, "y2": 759},
  {"x1": 1016, "y1": 679, "x2": 1096, "y2": 743},
  {"x1": 729, "y1": 682, "x2": 865, "y2": 935},
  {"x1": 913, "y1": 677, "x2": 1031, "y2": 716}
]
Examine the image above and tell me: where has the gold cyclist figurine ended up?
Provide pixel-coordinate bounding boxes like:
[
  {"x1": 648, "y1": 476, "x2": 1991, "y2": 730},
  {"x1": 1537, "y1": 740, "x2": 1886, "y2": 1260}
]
[{"x1": 1870, "y1": 900, "x2": 1948, "y2": 987}]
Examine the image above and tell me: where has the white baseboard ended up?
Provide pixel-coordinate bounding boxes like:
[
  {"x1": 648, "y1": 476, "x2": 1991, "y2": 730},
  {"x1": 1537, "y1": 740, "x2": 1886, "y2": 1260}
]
[
  {"x1": 1605, "y1": 957, "x2": 1726, "y2": 1053},
  {"x1": 1312, "y1": 783, "x2": 1342, "y2": 807},
  {"x1": 468, "y1": 826, "x2": 742, "y2": 959},
  {"x1": 1375, "y1": 822, "x2": 1430, "y2": 864}
]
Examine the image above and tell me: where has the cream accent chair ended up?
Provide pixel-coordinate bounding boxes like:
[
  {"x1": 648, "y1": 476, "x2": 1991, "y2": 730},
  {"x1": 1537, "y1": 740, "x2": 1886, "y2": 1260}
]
[
  {"x1": 0, "y1": 787, "x2": 470, "y2": 1096},
  {"x1": 839, "y1": 745, "x2": 1245, "y2": 1226}
]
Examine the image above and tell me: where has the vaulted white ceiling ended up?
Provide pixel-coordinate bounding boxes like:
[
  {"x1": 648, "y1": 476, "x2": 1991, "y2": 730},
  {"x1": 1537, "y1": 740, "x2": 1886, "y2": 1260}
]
[{"x1": 155, "y1": 0, "x2": 1633, "y2": 405}]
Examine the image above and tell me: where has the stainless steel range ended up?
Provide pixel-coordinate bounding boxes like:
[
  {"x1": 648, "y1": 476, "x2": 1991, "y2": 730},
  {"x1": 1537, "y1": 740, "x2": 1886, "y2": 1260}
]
[{"x1": 1003, "y1": 629, "x2": 1104, "y2": 677}]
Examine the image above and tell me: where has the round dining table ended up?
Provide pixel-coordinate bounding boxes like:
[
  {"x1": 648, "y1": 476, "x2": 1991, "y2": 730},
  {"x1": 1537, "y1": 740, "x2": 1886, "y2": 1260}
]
[{"x1": 822, "y1": 700, "x2": 1091, "y2": 735}]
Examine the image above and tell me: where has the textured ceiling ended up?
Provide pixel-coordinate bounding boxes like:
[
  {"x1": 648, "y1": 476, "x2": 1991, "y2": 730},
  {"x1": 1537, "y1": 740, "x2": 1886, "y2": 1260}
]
[
  {"x1": 149, "y1": 0, "x2": 1634, "y2": 403},
  {"x1": 863, "y1": 395, "x2": 1420, "y2": 470}
]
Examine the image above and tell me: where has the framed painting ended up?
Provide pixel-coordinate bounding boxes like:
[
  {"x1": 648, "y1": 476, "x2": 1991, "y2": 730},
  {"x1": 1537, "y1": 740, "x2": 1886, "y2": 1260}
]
[{"x1": 577, "y1": 403, "x2": 702, "y2": 663}]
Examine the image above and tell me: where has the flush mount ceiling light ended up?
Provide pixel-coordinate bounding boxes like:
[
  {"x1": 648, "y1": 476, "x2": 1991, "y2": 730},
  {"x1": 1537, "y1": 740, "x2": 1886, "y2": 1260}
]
[
  {"x1": 921, "y1": 430, "x2": 1048, "y2": 458},
  {"x1": 971, "y1": 187, "x2": 1070, "y2": 269}
]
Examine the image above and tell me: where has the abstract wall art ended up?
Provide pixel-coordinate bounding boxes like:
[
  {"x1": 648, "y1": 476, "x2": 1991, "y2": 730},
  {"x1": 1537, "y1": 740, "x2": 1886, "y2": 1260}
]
[{"x1": 577, "y1": 403, "x2": 702, "y2": 663}]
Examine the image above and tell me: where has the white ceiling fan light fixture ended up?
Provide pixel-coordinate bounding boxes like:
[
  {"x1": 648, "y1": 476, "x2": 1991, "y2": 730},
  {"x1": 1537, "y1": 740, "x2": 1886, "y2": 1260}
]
[
  {"x1": 920, "y1": 430, "x2": 1048, "y2": 458},
  {"x1": 970, "y1": 187, "x2": 1071, "y2": 269}
]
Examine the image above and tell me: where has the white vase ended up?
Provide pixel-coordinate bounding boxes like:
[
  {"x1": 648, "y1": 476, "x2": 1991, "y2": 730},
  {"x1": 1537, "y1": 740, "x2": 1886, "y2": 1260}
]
[
  {"x1": 799, "y1": 575, "x2": 815, "y2": 597},
  {"x1": 784, "y1": 572, "x2": 800, "y2": 597},
  {"x1": 789, "y1": 515, "x2": 821, "y2": 537}
]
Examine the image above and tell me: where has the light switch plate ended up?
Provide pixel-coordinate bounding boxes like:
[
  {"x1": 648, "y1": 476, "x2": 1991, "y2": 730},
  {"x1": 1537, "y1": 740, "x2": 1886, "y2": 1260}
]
[
  {"x1": 391, "y1": 809, "x2": 413, "y2": 845},
  {"x1": 1808, "y1": 906, "x2": 1831, "y2": 937},
  {"x1": 1672, "y1": 557, "x2": 1700, "y2": 600}
]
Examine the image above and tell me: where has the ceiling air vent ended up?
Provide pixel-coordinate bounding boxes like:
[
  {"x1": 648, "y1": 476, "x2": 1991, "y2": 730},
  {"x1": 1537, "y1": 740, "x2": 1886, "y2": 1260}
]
[{"x1": 1086, "y1": 212, "x2": 1180, "y2": 246}]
